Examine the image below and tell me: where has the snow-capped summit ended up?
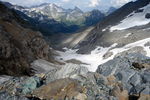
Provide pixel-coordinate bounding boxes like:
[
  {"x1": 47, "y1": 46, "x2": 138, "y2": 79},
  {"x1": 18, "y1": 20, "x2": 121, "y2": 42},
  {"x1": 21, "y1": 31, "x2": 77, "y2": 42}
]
[
  {"x1": 29, "y1": 3, "x2": 66, "y2": 19},
  {"x1": 15, "y1": 3, "x2": 85, "y2": 23},
  {"x1": 34, "y1": 3, "x2": 65, "y2": 13},
  {"x1": 10, "y1": 2, "x2": 106, "y2": 27}
]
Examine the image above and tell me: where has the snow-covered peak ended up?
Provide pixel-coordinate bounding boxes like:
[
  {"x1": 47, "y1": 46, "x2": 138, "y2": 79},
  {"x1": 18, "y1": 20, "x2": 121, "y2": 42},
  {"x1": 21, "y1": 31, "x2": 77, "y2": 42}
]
[
  {"x1": 29, "y1": 3, "x2": 66, "y2": 13},
  {"x1": 110, "y1": 3, "x2": 150, "y2": 32}
]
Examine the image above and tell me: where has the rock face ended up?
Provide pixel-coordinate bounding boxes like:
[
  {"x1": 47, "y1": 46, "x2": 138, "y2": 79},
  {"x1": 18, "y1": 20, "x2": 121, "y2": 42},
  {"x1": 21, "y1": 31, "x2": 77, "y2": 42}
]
[
  {"x1": 1, "y1": 57, "x2": 149, "y2": 100},
  {"x1": 0, "y1": 63, "x2": 118, "y2": 100},
  {"x1": 54, "y1": 63, "x2": 88, "y2": 79},
  {"x1": 31, "y1": 59, "x2": 60, "y2": 74},
  {"x1": 0, "y1": 3, "x2": 51, "y2": 76},
  {"x1": 145, "y1": 13, "x2": 150, "y2": 19},
  {"x1": 31, "y1": 78, "x2": 86, "y2": 100},
  {"x1": 45, "y1": 63, "x2": 89, "y2": 83},
  {"x1": 97, "y1": 53, "x2": 150, "y2": 99},
  {"x1": 77, "y1": 0, "x2": 150, "y2": 53},
  {"x1": 0, "y1": 91, "x2": 29, "y2": 100}
]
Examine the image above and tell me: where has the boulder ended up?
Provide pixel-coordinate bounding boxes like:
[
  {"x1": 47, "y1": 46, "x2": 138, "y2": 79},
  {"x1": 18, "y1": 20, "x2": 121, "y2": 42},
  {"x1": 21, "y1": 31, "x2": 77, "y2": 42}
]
[
  {"x1": 97, "y1": 53, "x2": 150, "y2": 97},
  {"x1": 132, "y1": 62, "x2": 150, "y2": 70},
  {"x1": 55, "y1": 63, "x2": 88, "y2": 79},
  {"x1": 18, "y1": 77, "x2": 41, "y2": 95},
  {"x1": 115, "y1": 47, "x2": 147, "y2": 58},
  {"x1": 30, "y1": 78, "x2": 86, "y2": 100},
  {"x1": 103, "y1": 52, "x2": 113, "y2": 59},
  {"x1": 145, "y1": 13, "x2": 150, "y2": 19},
  {"x1": 0, "y1": 76, "x2": 42, "y2": 95},
  {"x1": 30, "y1": 59, "x2": 60, "y2": 74},
  {"x1": 45, "y1": 63, "x2": 89, "y2": 83},
  {"x1": 0, "y1": 76, "x2": 12, "y2": 85},
  {"x1": 0, "y1": 91, "x2": 29, "y2": 100},
  {"x1": 138, "y1": 95, "x2": 150, "y2": 100}
]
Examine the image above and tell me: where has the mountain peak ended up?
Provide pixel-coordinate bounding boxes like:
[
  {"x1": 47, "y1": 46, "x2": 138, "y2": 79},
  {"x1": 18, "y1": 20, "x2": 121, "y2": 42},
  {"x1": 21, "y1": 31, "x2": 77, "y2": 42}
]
[
  {"x1": 74, "y1": 6, "x2": 80, "y2": 10},
  {"x1": 73, "y1": 6, "x2": 83, "y2": 13},
  {"x1": 106, "y1": 7, "x2": 117, "y2": 15},
  {"x1": 48, "y1": 3, "x2": 57, "y2": 7},
  {"x1": 31, "y1": 3, "x2": 58, "y2": 8},
  {"x1": 30, "y1": 3, "x2": 49, "y2": 8}
]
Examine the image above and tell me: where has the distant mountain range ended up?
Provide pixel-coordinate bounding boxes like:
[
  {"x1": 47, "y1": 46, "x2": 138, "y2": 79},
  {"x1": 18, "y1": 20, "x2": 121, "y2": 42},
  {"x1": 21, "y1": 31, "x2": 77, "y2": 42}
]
[{"x1": 1, "y1": 2, "x2": 116, "y2": 35}]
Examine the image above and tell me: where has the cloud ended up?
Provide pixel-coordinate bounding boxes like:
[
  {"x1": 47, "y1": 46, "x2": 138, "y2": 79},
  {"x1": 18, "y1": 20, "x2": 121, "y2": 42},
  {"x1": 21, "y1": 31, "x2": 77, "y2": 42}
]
[
  {"x1": 1, "y1": 0, "x2": 135, "y2": 11},
  {"x1": 110, "y1": 0, "x2": 133, "y2": 7},
  {"x1": 89, "y1": 0, "x2": 101, "y2": 7},
  {"x1": 62, "y1": 0, "x2": 70, "y2": 2},
  {"x1": 1, "y1": 0, "x2": 49, "y2": 6}
]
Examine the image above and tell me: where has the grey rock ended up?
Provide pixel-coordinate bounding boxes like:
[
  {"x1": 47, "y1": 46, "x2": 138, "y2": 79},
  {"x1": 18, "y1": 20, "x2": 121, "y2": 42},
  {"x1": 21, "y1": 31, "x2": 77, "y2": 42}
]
[
  {"x1": 144, "y1": 42, "x2": 150, "y2": 46},
  {"x1": 55, "y1": 63, "x2": 89, "y2": 79},
  {"x1": 19, "y1": 77, "x2": 41, "y2": 95},
  {"x1": 141, "y1": 69, "x2": 150, "y2": 83},
  {"x1": 128, "y1": 73, "x2": 142, "y2": 86},
  {"x1": 97, "y1": 53, "x2": 150, "y2": 96},
  {"x1": 0, "y1": 76, "x2": 42, "y2": 95},
  {"x1": 45, "y1": 63, "x2": 89, "y2": 84},
  {"x1": 103, "y1": 52, "x2": 113, "y2": 59},
  {"x1": 97, "y1": 56, "x2": 132, "y2": 76},
  {"x1": 0, "y1": 76, "x2": 12, "y2": 85},
  {"x1": 141, "y1": 85, "x2": 150, "y2": 95},
  {"x1": 115, "y1": 46, "x2": 146, "y2": 57},
  {"x1": 115, "y1": 70, "x2": 136, "y2": 84},
  {"x1": 97, "y1": 53, "x2": 149, "y2": 76},
  {"x1": 145, "y1": 13, "x2": 150, "y2": 19},
  {"x1": 31, "y1": 59, "x2": 60, "y2": 74},
  {"x1": 44, "y1": 68, "x2": 58, "y2": 84},
  {"x1": 0, "y1": 91, "x2": 29, "y2": 100},
  {"x1": 79, "y1": 72, "x2": 113, "y2": 100}
]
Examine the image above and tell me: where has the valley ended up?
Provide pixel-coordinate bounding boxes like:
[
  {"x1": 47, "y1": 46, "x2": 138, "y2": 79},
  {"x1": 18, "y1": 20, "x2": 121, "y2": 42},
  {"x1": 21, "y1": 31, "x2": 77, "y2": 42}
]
[{"x1": 0, "y1": 0, "x2": 150, "y2": 100}]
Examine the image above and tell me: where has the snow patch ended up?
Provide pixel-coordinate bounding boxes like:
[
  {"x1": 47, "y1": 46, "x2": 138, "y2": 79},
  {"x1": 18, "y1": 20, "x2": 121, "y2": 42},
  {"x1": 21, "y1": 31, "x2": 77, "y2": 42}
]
[
  {"x1": 110, "y1": 3, "x2": 150, "y2": 32},
  {"x1": 56, "y1": 38, "x2": 150, "y2": 72},
  {"x1": 142, "y1": 27, "x2": 150, "y2": 31},
  {"x1": 124, "y1": 33, "x2": 133, "y2": 38},
  {"x1": 102, "y1": 28, "x2": 106, "y2": 32}
]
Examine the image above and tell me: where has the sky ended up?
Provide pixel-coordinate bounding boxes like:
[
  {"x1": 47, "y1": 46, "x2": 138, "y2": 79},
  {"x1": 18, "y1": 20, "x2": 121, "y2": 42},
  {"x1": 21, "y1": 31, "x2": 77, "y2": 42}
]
[{"x1": 1, "y1": 0, "x2": 135, "y2": 11}]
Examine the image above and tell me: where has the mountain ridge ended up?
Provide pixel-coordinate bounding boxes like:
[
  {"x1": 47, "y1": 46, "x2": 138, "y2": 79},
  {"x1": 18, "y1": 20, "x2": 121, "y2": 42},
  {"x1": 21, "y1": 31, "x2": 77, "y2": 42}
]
[{"x1": 76, "y1": 0, "x2": 150, "y2": 53}]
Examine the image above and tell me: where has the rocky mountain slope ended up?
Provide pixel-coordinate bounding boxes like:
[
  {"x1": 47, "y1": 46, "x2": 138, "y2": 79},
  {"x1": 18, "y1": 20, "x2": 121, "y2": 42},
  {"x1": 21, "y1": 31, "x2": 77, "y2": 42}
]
[
  {"x1": 0, "y1": 0, "x2": 150, "y2": 100},
  {"x1": 76, "y1": 0, "x2": 150, "y2": 53},
  {"x1": 106, "y1": 7, "x2": 117, "y2": 15},
  {"x1": 0, "y1": 2, "x2": 51, "y2": 76},
  {"x1": 54, "y1": 0, "x2": 150, "y2": 99},
  {"x1": 0, "y1": 49, "x2": 150, "y2": 100},
  {"x1": 46, "y1": 26, "x2": 95, "y2": 49}
]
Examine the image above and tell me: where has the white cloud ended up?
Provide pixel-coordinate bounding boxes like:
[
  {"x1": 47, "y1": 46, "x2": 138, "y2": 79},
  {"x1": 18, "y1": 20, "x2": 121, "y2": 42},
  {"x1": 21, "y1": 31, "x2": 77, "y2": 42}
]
[
  {"x1": 1, "y1": 0, "x2": 49, "y2": 6},
  {"x1": 89, "y1": 0, "x2": 101, "y2": 7},
  {"x1": 1, "y1": 0, "x2": 135, "y2": 10},
  {"x1": 110, "y1": 0, "x2": 133, "y2": 7},
  {"x1": 62, "y1": 0, "x2": 71, "y2": 2}
]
